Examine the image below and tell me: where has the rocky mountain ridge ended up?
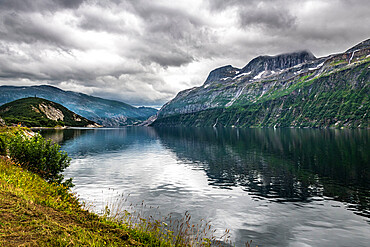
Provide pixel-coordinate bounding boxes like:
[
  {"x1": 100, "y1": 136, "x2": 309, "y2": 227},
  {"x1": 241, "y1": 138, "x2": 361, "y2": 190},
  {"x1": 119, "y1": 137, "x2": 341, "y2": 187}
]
[
  {"x1": 0, "y1": 85, "x2": 157, "y2": 127},
  {"x1": 0, "y1": 97, "x2": 101, "y2": 127},
  {"x1": 153, "y1": 39, "x2": 370, "y2": 128}
]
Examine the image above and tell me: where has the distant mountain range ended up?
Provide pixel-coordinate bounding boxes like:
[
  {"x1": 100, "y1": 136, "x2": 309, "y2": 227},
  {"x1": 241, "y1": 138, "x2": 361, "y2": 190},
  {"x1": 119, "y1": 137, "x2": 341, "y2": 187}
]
[
  {"x1": 152, "y1": 39, "x2": 370, "y2": 128},
  {"x1": 0, "y1": 97, "x2": 101, "y2": 127},
  {"x1": 0, "y1": 85, "x2": 157, "y2": 126}
]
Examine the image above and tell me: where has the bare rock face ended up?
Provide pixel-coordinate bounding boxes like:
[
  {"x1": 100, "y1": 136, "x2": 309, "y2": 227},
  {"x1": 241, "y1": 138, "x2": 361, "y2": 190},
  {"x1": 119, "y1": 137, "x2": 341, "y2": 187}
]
[
  {"x1": 31, "y1": 106, "x2": 40, "y2": 113},
  {"x1": 204, "y1": 65, "x2": 240, "y2": 85},
  {"x1": 38, "y1": 103, "x2": 64, "y2": 121},
  {"x1": 153, "y1": 38, "x2": 370, "y2": 128},
  {"x1": 240, "y1": 51, "x2": 316, "y2": 74},
  {"x1": 73, "y1": 113, "x2": 82, "y2": 122},
  {"x1": 137, "y1": 115, "x2": 157, "y2": 126},
  {"x1": 86, "y1": 123, "x2": 103, "y2": 128},
  {"x1": 0, "y1": 97, "x2": 102, "y2": 127},
  {"x1": 0, "y1": 117, "x2": 5, "y2": 126},
  {"x1": 0, "y1": 85, "x2": 158, "y2": 127}
]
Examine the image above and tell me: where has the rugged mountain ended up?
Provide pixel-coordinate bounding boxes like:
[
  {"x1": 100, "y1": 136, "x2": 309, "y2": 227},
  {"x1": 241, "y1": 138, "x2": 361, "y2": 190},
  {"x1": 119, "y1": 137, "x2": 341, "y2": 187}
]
[
  {"x1": 0, "y1": 85, "x2": 157, "y2": 126},
  {"x1": 153, "y1": 39, "x2": 370, "y2": 128},
  {"x1": 0, "y1": 97, "x2": 101, "y2": 127}
]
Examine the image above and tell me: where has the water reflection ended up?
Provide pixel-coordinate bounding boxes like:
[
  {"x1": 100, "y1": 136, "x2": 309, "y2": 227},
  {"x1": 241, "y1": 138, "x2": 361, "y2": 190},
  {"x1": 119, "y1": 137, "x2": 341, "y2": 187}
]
[
  {"x1": 40, "y1": 127, "x2": 370, "y2": 218},
  {"x1": 154, "y1": 127, "x2": 370, "y2": 218},
  {"x1": 38, "y1": 127, "x2": 370, "y2": 246},
  {"x1": 40, "y1": 127, "x2": 158, "y2": 156}
]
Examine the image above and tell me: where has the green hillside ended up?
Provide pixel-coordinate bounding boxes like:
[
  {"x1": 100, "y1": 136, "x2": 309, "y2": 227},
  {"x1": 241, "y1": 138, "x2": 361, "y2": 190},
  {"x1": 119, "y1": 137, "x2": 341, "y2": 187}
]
[
  {"x1": 153, "y1": 62, "x2": 369, "y2": 128},
  {"x1": 152, "y1": 39, "x2": 370, "y2": 128},
  {"x1": 0, "y1": 97, "x2": 100, "y2": 127},
  {"x1": 0, "y1": 85, "x2": 158, "y2": 126}
]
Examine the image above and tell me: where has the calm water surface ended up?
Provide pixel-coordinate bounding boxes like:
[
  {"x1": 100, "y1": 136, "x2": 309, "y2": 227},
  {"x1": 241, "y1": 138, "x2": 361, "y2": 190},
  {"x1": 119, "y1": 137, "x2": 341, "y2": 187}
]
[{"x1": 39, "y1": 127, "x2": 370, "y2": 247}]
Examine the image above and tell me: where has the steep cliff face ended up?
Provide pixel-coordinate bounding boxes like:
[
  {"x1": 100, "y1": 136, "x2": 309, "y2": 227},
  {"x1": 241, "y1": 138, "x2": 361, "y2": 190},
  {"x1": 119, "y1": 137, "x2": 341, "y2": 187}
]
[
  {"x1": 0, "y1": 97, "x2": 101, "y2": 127},
  {"x1": 36, "y1": 103, "x2": 64, "y2": 121},
  {"x1": 153, "y1": 39, "x2": 370, "y2": 128},
  {"x1": 240, "y1": 50, "x2": 316, "y2": 74}
]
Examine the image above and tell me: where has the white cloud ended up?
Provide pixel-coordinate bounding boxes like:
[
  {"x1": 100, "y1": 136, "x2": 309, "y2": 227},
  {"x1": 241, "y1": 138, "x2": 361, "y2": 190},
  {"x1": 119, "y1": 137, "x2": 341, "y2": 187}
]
[{"x1": 0, "y1": 0, "x2": 369, "y2": 107}]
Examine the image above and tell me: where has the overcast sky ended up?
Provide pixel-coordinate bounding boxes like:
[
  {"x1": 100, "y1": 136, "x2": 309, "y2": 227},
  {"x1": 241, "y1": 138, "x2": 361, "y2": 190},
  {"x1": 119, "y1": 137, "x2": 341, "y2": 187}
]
[{"x1": 0, "y1": 0, "x2": 369, "y2": 107}]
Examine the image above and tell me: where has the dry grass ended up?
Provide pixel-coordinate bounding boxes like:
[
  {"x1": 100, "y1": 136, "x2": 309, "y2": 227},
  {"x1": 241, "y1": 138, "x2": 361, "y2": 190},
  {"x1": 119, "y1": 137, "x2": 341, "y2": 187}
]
[{"x1": 102, "y1": 192, "x2": 233, "y2": 246}]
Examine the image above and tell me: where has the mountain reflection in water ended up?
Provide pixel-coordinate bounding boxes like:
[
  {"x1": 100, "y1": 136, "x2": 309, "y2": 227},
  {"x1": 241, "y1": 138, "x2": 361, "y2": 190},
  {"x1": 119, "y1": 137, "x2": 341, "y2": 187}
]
[
  {"x1": 154, "y1": 128, "x2": 369, "y2": 218},
  {"x1": 39, "y1": 127, "x2": 370, "y2": 246}
]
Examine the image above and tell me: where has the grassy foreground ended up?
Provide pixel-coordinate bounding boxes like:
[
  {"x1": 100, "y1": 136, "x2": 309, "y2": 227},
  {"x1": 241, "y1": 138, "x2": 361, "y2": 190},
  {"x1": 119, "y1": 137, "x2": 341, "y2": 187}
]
[
  {"x1": 0, "y1": 157, "x2": 160, "y2": 246},
  {"x1": 0, "y1": 127, "x2": 229, "y2": 246}
]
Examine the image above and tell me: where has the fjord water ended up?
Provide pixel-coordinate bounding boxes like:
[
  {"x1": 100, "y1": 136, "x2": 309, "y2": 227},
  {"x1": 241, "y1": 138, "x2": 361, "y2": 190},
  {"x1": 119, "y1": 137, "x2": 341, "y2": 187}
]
[{"x1": 40, "y1": 127, "x2": 370, "y2": 246}]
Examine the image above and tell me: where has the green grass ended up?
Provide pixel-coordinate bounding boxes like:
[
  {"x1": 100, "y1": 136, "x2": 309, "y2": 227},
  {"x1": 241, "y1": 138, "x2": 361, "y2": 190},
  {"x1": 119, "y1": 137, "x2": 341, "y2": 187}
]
[
  {"x1": 0, "y1": 127, "x2": 230, "y2": 246},
  {"x1": 0, "y1": 152, "x2": 186, "y2": 246},
  {"x1": 330, "y1": 59, "x2": 346, "y2": 66},
  {"x1": 0, "y1": 157, "x2": 147, "y2": 246}
]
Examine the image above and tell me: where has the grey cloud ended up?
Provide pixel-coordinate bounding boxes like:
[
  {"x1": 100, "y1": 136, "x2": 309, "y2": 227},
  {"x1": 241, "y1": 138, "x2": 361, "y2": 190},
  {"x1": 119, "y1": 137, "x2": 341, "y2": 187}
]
[
  {"x1": 92, "y1": 90, "x2": 170, "y2": 107},
  {"x1": 76, "y1": 6, "x2": 136, "y2": 34},
  {"x1": 0, "y1": 0, "x2": 369, "y2": 107},
  {"x1": 207, "y1": 0, "x2": 280, "y2": 10},
  {"x1": 208, "y1": 0, "x2": 369, "y2": 56},
  {"x1": 239, "y1": 6, "x2": 296, "y2": 30},
  {"x1": 146, "y1": 52, "x2": 194, "y2": 68},
  {"x1": 0, "y1": 0, "x2": 84, "y2": 12},
  {"x1": 57, "y1": 0, "x2": 85, "y2": 9},
  {"x1": 206, "y1": 0, "x2": 242, "y2": 10},
  {"x1": 0, "y1": 10, "x2": 99, "y2": 52},
  {"x1": 0, "y1": 13, "x2": 73, "y2": 48},
  {"x1": 79, "y1": 72, "x2": 175, "y2": 106},
  {"x1": 124, "y1": 0, "x2": 208, "y2": 43},
  {"x1": 207, "y1": 0, "x2": 296, "y2": 31},
  {"x1": 207, "y1": 0, "x2": 272, "y2": 11},
  {"x1": 107, "y1": 1, "x2": 214, "y2": 67},
  {"x1": 127, "y1": 0, "x2": 204, "y2": 25},
  {"x1": 77, "y1": 0, "x2": 210, "y2": 67},
  {"x1": 78, "y1": 13, "x2": 126, "y2": 33},
  {"x1": 280, "y1": 1, "x2": 370, "y2": 56},
  {"x1": 0, "y1": 42, "x2": 145, "y2": 85},
  {"x1": 133, "y1": 38, "x2": 198, "y2": 67},
  {"x1": 0, "y1": 69, "x2": 39, "y2": 80}
]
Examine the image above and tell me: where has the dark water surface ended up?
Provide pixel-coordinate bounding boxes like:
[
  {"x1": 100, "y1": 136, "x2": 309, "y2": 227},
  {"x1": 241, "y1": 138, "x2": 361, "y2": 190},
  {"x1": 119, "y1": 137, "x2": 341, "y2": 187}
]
[{"x1": 39, "y1": 127, "x2": 370, "y2": 246}]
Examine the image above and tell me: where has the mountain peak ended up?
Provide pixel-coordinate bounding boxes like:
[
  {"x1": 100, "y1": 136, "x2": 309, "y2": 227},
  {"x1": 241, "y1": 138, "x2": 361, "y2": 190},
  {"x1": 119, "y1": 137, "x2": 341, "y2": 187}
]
[
  {"x1": 346, "y1": 38, "x2": 370, "y2": 53},
  {"x1": 0, "y1": 85, "x2": 158, "y2": 126},
  {"x1": 204, "y1": 65, "x2": 240, "y2": 85},
  {"x1": 241, "y1": 50, "x2": 316, "y2": 73},
  {"x1": 153, "y1": 38, "x2": 369, "y2": 129}
]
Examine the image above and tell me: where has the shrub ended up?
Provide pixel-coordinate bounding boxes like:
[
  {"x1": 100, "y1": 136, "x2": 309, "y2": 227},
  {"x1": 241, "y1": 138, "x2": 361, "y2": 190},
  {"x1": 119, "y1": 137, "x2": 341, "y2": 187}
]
[
  {"x1": 8, "y1": 131, "x2": 73, "y2": 188},
  {"x1": 0, "y1": 134, "x2": 6, "y2": 156}
]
